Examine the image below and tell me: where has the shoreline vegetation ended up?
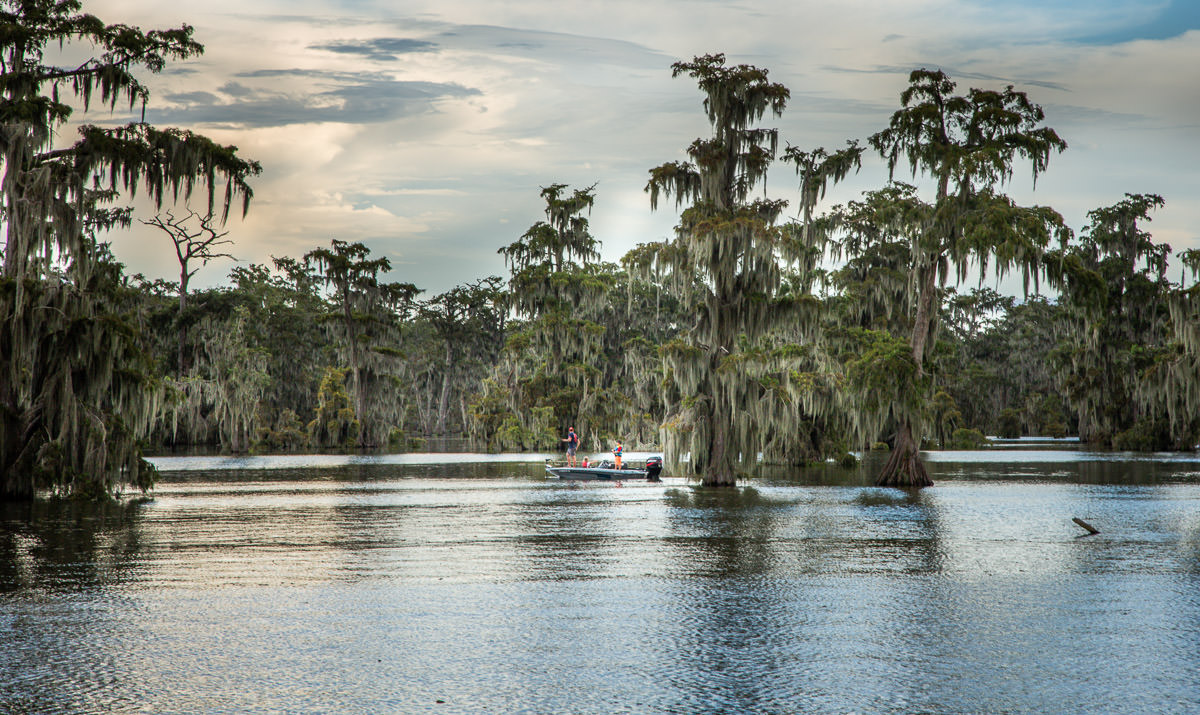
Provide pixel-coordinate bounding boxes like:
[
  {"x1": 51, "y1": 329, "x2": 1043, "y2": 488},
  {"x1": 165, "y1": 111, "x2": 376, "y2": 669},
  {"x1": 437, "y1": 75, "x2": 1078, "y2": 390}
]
[{"x1": 2, "y1": 5, "x2": 1198, "y2": 500}]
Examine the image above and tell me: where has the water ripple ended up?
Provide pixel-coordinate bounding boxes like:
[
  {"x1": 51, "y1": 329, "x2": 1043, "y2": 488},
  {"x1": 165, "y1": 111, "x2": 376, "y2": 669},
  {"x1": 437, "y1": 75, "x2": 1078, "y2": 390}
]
[{"x1": 3, "y1": 460, "x2": 1200, "y2": 713}]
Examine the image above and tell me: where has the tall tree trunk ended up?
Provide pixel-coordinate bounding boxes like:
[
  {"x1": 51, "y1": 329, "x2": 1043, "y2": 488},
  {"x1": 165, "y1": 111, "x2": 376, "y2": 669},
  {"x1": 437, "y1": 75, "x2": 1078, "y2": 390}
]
[
  {"x1": 341, "y1": 288, "x2": 370, "y2": 448},
  {"x1": 177, "y1": 273, "x2": 189, "y2": 375},
  {"x1": 436, "y1": 344, "x2": 452, "y2": 435},
  {"x1": 0, "y1": 376, "x2": 33, "y2": 500},
  {"x1": 702, "y1": 360, "x2": 736, "y2": 487},
  {"x1": 876, "y1": 257, "x2": 940, "y2": 488},
  {"x1": 878, "y1": 422, "x2": 931, "y2": 488},
  {"x1": 703, "y1": 414, "x2": 735, "y2": 486}
]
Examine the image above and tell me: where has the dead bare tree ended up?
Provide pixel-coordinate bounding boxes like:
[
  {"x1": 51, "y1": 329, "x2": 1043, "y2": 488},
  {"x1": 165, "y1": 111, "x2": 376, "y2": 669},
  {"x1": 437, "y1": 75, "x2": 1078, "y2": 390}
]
[{"x1": 142, "y1": 208, "x2": 237, "y2": 373}]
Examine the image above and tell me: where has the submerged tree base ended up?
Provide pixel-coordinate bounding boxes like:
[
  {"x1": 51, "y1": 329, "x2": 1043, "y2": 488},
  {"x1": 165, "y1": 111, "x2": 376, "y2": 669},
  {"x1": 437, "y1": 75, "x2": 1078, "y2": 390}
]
[
  {"x1": 699, "y1": 476, "x2": 739, "y2": 488},
  {"x1": 876, "y1": 427, "x2": 933, "y2": 488}
]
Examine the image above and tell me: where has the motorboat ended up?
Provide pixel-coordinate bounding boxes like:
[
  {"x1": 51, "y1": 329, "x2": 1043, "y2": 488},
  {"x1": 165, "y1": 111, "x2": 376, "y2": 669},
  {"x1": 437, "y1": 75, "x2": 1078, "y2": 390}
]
[{"x1": 546, "y1": 455, "x2": 663, "y2": 481}]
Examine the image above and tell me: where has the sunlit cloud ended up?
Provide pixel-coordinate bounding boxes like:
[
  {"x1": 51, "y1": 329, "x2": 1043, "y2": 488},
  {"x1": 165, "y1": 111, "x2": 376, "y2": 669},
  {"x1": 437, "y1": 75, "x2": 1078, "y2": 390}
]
[
  {"x1": 148, "y1": 72, "x2": 480, "y2": 128},
  {"x1": 82, "y1": 0, "x2": 1200, "y2": 293}
]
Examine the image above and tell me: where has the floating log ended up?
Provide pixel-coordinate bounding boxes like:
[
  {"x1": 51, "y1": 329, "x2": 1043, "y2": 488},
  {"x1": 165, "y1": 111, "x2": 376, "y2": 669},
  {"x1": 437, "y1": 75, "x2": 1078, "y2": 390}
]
[{"x1": 1072, "y1": 517, "x2": 1100, "y2": 535}]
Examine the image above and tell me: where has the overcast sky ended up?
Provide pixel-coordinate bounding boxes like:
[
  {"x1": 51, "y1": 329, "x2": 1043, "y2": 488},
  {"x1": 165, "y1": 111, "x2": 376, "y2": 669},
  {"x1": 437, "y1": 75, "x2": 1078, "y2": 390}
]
[{"x1": 82, "y1": 0, "x2": 1200, "y2": 296}]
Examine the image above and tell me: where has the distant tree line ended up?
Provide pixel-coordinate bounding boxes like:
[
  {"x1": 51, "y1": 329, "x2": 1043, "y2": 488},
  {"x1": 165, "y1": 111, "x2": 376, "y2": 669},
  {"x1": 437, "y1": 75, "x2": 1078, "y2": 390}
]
[{"x1": 2, "y1": 2, "x2": 1196, "y2": 500}]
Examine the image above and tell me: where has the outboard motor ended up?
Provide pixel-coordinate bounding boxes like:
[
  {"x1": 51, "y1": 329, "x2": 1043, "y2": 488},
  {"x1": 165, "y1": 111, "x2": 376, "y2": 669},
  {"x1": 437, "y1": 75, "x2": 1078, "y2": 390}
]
[{"x1": 645, "y1": 456, "x2": 663, "y2": 481}]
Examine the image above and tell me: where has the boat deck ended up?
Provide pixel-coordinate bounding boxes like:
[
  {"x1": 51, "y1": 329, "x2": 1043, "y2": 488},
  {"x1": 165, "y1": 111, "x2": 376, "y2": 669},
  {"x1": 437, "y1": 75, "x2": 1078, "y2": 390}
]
[{"x1": 545, "y1": 465, "x2": 656, "y2": 480}]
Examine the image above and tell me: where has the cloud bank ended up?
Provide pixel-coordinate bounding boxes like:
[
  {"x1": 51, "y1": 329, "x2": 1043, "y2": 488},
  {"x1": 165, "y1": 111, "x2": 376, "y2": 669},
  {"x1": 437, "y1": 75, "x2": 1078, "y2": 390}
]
[{"x1": 78, "y1": 0, "x2": 1198, "y2": 294}]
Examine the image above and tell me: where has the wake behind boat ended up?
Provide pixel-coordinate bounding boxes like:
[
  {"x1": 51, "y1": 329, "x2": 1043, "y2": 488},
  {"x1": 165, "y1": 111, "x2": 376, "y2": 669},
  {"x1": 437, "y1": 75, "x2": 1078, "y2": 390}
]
[{"x1": 546, "y1": 455, "x2": 663, "y2": 481}]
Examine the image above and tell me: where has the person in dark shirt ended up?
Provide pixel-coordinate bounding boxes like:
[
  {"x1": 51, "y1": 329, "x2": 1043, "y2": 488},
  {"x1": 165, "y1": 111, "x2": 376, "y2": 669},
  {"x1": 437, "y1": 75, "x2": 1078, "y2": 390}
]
[{"x1": 563, "y1": 427, "x2": 580, "y2": 467}]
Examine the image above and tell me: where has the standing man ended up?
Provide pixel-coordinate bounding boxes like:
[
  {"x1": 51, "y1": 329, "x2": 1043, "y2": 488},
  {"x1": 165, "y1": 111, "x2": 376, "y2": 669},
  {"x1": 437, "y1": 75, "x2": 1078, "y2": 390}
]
[
  {"x1": 612, "y1": 440, "x2": 623, "y2": 470},
  {"x1": 563, "y1": 427, "x2": 580, "y2": 467}
]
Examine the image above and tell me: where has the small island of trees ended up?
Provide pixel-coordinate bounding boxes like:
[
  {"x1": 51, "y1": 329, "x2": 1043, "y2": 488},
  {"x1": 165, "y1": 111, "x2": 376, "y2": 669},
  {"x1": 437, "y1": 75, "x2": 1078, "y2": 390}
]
[{"x1": 2, "y1": 3, "x2": 1197, "y2": 501}]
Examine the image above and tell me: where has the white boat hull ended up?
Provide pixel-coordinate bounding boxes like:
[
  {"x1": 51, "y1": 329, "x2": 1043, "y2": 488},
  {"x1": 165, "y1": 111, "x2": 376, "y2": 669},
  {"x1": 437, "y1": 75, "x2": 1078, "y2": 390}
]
[{"x1": 545, "y1": 466, "x2": 656, "y2": 480}]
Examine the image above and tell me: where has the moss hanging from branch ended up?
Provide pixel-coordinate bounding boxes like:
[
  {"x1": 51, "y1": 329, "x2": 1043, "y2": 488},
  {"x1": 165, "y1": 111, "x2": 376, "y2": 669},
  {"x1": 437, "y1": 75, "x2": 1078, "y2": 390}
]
[
  {"x1": 645, "y1": 54, "x2": 796, "y2": 485},
  {"x1": 1050, "y1": 194, "x2": 1197, "y2": 450},
  {"x1": 0, "y1": 243, "x2": 161, "y2": 498},
  {"x1": 825, "y1": 69, "x2": 1070, "y2": 488},
  {"x1": 304, "y1": 239, "x2": 420, "y2": 449},
  {"x1": 472, "y1": 183, "x2": 618, "y2": 452},
  {"x1": 418, "y1": 277, "x2": 506, "y2": 437},
  {"x1": 1, "y1": 1, "x2": 259, "y2": 499},
  {"x1": 636, "y1": 54, "x2": 866, "y2": 485}
]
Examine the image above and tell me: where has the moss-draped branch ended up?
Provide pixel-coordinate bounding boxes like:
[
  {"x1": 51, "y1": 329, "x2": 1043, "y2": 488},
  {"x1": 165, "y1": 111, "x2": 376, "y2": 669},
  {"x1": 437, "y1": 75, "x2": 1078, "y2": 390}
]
[{"x1": 1, "y1": 1, "x2": 259, "y2": 499}]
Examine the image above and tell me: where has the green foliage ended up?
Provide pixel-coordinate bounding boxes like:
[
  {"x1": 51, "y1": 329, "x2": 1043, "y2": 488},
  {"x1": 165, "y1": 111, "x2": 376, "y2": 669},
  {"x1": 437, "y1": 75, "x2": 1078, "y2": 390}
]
[
  {"x1": 1112, "y1": 417, "x2": 1172, "y2": 452},
  {"x1": 1046, "y1": 194, "x2": 1194, "y2": 448},
  {"x1": 1043, "y1": 422, "x2": 1068, "y2": 439},
  {"x1": 468, "y1": 378, "x2": 559, "y2": 452},
  {"x1": 949, "y1": 428, "x2": 988, "y2": 450},
  {"x1": 500, "y1": 183, "x2": 599, "y2": 272},
  {"x1": 997, "y1": 409, "x2": 1022, "y2": 439},
  {"x1": 304, "y1": 239, "x2": 420, "y2": 447},
  {"x1": 782, "y1": 142, "x2": 864, "y2": 230},
  {"x1": 937, "y1": 291, "x2": 1062, "y2": 437},
  {"x1": 230, "y1": 259, "x2": 328, "y2": 419},
  {"x1": 823, "y1": 69, "x2": 1067, "y2": 487},
  {"x1": 1025, "y1": 392, "x2": 1068, "y2": 438},
  {"x1": 472, "y1": 182, "x2": 656, "y2": 455},
  {"x1": 1, "y1": 245, "x2": 161, "y2": 498},
  {"x1": 143, "y1": 257, "x2": 336, "y2": 452},
  {"x1": 256, "y1": 408, "x2": 308, "y2": 451},
  {"x1": 839, "y1": 327, "x2": 926, "y2": 438},
  {"x1": 931, "y1": 390, "x2": 963, "y2": 448},
  {"x1": 641, "y1": 53, "x2": 841, "y2": 484},
  {"x1": 417, "y1": 276, "x2": 505, "y2": 437},
  {"x1": 307, "y1": 367, "x2": 360, "y2": 449},
  {"x1": 0, "y1": 0, "x2": 257, "y2": 499}
]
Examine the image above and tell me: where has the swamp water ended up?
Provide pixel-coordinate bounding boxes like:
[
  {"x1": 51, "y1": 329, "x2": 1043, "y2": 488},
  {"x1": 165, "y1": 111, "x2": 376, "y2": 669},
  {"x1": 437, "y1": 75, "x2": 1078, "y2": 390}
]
[{"x1": 2, "y1": 446, "x2": 1199, "y2": 714}]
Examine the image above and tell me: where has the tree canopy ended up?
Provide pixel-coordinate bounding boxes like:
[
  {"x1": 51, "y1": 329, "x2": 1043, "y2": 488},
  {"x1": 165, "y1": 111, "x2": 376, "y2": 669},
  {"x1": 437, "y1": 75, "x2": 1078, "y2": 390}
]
[
  {"x1": 0, "y1": 0, "x2": 260, "y2": 499},
  {"x1": 836, "y1": 68, "x2": 1070, "y2": 487},
  {"x1": 641, "y1": 53, "x2": 800, "y2": 485},
  {"x1": 5, "y1": 37, "x2": 1198, "y2": 501}
]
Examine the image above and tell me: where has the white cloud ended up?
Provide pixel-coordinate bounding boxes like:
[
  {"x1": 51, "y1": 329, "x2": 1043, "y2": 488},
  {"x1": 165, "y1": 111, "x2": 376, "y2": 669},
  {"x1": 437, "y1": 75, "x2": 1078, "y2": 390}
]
[{"x1": 81, "y1": 0, "x2": 1200, "y2": 292}]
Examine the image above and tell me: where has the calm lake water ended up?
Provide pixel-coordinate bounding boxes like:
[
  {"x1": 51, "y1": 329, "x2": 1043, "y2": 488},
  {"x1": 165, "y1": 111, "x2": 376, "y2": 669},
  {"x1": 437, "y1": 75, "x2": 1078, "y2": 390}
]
[{"x1": 2, "y1": 444, "x2": 1199, "y2": 714}]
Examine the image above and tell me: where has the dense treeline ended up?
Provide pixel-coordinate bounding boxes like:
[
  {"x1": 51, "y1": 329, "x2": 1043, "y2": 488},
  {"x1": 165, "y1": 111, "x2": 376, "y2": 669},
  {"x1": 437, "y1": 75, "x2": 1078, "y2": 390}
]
[
  {"x1": 1, "y1": 3, "x2": 1196, "y2": 499},
  {"x1": 127, "y1": 185, "x2": 1200, "y2": 464}
]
